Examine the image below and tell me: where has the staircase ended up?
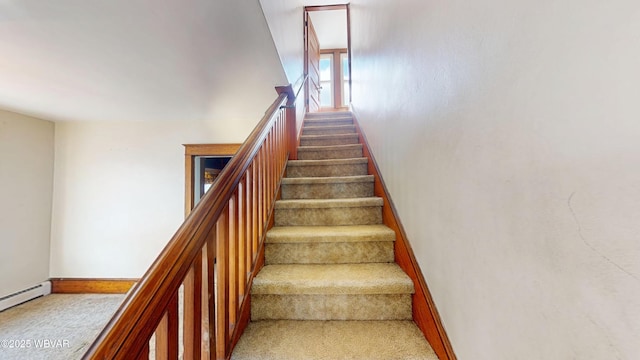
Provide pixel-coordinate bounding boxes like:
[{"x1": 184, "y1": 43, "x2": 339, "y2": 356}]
[{"x1": 232, "y1": 112, "x2": 437, "y2": 359}]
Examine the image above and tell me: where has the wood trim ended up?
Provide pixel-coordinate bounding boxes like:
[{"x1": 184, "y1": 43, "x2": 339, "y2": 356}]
[
  {"x1": 184, "y1": 143, "x2": 241, "y2": 156},
  {"x1": 320, "y1": 48, "x2": 348, "y2": 54},
  {"x1": 305, "y1": 4, "x2": 347, "y2": 12},
  {"x1": 50, "y1": 278, "x2": 138, "y2": 294},
  {"x1": 351, "y1": 112, "x2": 457, "y2": 360},
  {"x1": 184, "y1": 143, "x2": 242, "y2": 216}
]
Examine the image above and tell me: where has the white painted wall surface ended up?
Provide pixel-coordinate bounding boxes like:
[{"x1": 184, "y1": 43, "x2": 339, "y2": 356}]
[
  {"x1": 260, "y1": 0, "x2": 306, "y2": 84},
  {"x1": 0, "y1": 0, "x2": 287, "y2": 122},
  {"x1": 32, "y1": 0, "x2": 290, "y2": 279},
  {"x1": 50, "y1": 120, "x2": 257, "y2": 278},
  {"x1": 0, "y1": 110, "x2": 54, "y2": 298},
  {"x1": 350, "y1": 0, "x2": 640, "y2": 359}
]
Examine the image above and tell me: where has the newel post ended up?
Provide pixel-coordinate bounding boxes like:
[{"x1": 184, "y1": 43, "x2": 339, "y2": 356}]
[{"x1": 275, "y1": 84, "x2": 298, "y2": 160}]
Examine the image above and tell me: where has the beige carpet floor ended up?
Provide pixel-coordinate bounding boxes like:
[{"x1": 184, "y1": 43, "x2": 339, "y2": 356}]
[
  {"x1": 0, "y1": 294, "x2": 124, "y2": 360},
  {"x1": 231, "y1": 320, "x2": 438, "y2": 360}
]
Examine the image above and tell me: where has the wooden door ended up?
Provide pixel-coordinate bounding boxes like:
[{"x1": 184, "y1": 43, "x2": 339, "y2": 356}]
[{"x1": 305, "y1": 14, "x2": 321, "y2": 112}]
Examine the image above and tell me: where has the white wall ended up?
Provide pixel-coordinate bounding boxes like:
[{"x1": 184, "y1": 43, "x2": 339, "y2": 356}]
[
  {"x1": 0, "y1": 110, "x2": 54, "y2": 298},
  {"x1": 50, "y1": 119, "x2": 260, "y2": 278},
  {"x1": 42, "y1": 0, "x2": 291, "y2": 279},
  {"x1": 260, "y1": 0, "x2": 306, "y2": 84},
  {"x1": 350, "y1": 0, "x2": 640, "y2": 359}
]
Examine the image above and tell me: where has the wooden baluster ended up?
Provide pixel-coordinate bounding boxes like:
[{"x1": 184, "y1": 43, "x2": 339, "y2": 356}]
[
  {"x1": 269, "y1": 130, "x2": 274, "y2": 200},
  {"x1": 237, "y1": 181, "x2": 246, "y2": 299},
  {"x1": 216, "y1": 209, "x2": 230, "y2": 359},
  {"x1": 201, "y1": 242, "x2": 210, "y2": 359},
  {"x1": 274, "y1": 115, "x2": 280, "y2": 173},
  {"x1": 206, "y1": 231, "x2": 216, "y2": 359},
  {"x1": 258, "y1": 149, "x2": 264, "y2": 240},
  {"x1": 265, "y1": 137, "x2": 269, "y2": 213},
  {"x1": 282, "y1": 110, "x2": 288, "y2": 164},
  {"x1": 283, "y1": 111, "x2": 287, "y2": 165},
  {"x1": 279, "y1": 112, "x2": 284, "y2": 170},
  {"x1": 273, "y1": 125, "x2": 277, "y2": 191},
  {"x1": 251, "y1": 161, "x2": 259, "y2": 263},
  {"x1": 280, "y1": 111, "x2": 285, "y2": 170},
  {"x1": 228, "y1": 194, "x2": 238, "y2": 327},
  {"x1": 136, "y1": 342, "x2": 150, "y2": 360},
  {"x1": 155, "y1": 293, "x2": 179, "y2": 360},
  {"x1": 245, "y1": 167, "x2": 253, "y2": 276},
  {"x1": 184, "y1": 250, "x2": 202, "y2": 360},
  {"x1": 262, "y1": 145, "x2": 267, "y2": 229},
  {"x1": 244, "y1": 168, "x2": 251, "y2": 272}
]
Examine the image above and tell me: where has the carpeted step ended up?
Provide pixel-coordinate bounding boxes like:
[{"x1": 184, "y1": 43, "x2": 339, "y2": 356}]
[
  {"x1": 251, "y1": 263, "x2": 414, "y2": 320},
  {"x1": 297, "y1": 144, "x2": 363, "y2": 160},
  {"x1": 300, "y1": 133, "x2": 360, "y2": 146},
  {"x1": 303, "y1": 117, "x2": 353, "y2": 127},
  {"x1": 281, "y1": 175, "x2": 374, "y2": 199},
  {"x1": 274, "y1": 197, "x2": 383, "y2": 226},
  {"x1": 231, "y1": 320, "x2": 438, "y2": 360},
  {"x1": 286, "y1": 158, "x2": 368, "y2": 178},
  {"x1": 302, "y1": 124, "x2": 356, "y2": 136},
  {"x1": 304, "y1": 111, "x2": 352, "y2": 118},
  {"x1": 265, "y1": 224, "x2": 395, "y2": 264}
]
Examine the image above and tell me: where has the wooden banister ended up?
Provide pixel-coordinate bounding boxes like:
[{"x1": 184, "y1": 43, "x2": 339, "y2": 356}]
[{"x1": 84, "y1": 81, "x2": 303, "y2": 359}]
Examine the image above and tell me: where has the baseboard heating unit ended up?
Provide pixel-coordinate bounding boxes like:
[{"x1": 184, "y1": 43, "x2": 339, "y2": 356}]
[{"x1": 0, "y1": 281, "x2": 52, "y2": 312}]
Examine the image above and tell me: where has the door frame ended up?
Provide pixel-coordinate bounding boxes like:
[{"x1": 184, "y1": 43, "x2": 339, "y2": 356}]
[
  {"x1": 183, "y1": 143, "x2": 241, "y2": 216},
  {"x1": 304, "y1": 4, "x2": 352, "y2": 112}
]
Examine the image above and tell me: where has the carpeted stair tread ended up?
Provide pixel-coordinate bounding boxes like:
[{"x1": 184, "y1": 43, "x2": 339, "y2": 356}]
[
  {"x1": 281, "y1": 175, "x2": 373, "y2": 185},
  {"x1": 265, "y1": 225, "x2": 395, "y2": 265},
  {"x1": 303, "y1": 117, "x2": 354, "y2": 126},
  {"x1": 286, "y1": 158, "x2": 369, "y2": 178},
  {"x1": 297, "y1": 144, "x2": 363, "y2": 160},
  {"x1": 275, "y1": 197, "x2": 382, "y2": 209},
  {"x1": 302, "y1": 124, "x2": 356, "y2": 135},
  {"x1": 280, "y1": 175, "x2": 373, "y2": 199},
  {"x1": 298, "y1": 144, "x2": 363, "y2": 152},
  {"x1": 287, "y1": 157, "x2": 367, "y2": 167},
  {"x1": 300, "y1": 133, "x2": 360, "y2": 146},
  {"x1": 303, "y1": 124, "x2": 356, "y2": 132},
  {"x1": 305, "y1": 111, "x2": 352, "y2": 118},
  {"x1": 266, "y1": 225, "x2": 395, "y2": 244},
  {"x1": 252, "y1": 263, "x2": 414, "y2": 295},
  {"x1": 231, "y1": 320, "x2": 438, "y2": 360}
]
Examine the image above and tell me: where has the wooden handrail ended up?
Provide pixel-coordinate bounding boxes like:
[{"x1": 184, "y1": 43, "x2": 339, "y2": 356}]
[{"x1": 84, "y1": 89, "x2": 294, "y2": 359}]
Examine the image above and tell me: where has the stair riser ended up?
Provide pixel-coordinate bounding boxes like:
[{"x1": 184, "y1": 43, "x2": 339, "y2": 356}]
[
  {"x1": 281, "y1": 182, "x2": 373, "y2": 199},
  {"x1": 304, "y1": 119, "x2": 353, "y2": 127},
  {"x1": 297, "y1": 147, "x2": 363, "y2": 160},
  {"x1": 300, "y1": 136, "x2": 359, "y2": 146},
  {"x1": 251, "y1": 294, "x2": 412, "y2": 320},
  {"x1": 302, "y1": 127, "x2": 356, "y2": 136},
  {"x1": 287, "y1": 163, "x2": 368, "y2": 178},
  {"x1": 265, "y1": 242, "x2": 394, "y2": 264},
  {"x1": 275, "y1": 206, "x2": 382, "y2": 226}
]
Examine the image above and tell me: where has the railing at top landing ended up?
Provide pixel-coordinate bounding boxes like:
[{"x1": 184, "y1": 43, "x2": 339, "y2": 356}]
[{"x1": 83, "y1": 77, "x2": 305, "y2": 360}]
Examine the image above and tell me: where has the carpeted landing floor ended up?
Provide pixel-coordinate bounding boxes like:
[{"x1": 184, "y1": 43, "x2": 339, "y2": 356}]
[
  {"x1": 0, "y1": 294, "x2": 124, "y2": 360},
  {"x1": 231, "y1": 320, "x2": 438, "y2": 360}
]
